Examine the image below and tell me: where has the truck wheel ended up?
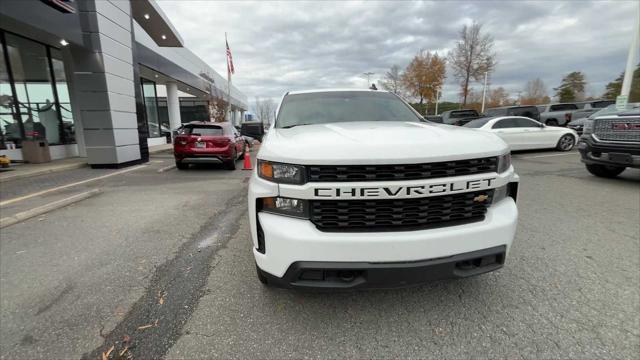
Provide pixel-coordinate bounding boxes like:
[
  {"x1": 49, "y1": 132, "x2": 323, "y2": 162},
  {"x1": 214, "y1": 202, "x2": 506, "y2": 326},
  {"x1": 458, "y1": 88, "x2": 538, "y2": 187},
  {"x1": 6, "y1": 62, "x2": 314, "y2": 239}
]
[
  {"x1": 556, "y1": 134, "x2": 575, "y2": 151},
  {"x1": 176, "y1": 161, "x2": 189, "y2": 170},
  {"x1": 225, "y1": 150, "x2": 237, "y2": 170},
  {"x1": 256, "y1": 265, "x2": 269, "y2": 285},
  {"x1": 546, "y1": 119, "x2": 559, "y2": 126},
  {"x1": 585, "y1": 164, "x2": 625, "y2": 178}
]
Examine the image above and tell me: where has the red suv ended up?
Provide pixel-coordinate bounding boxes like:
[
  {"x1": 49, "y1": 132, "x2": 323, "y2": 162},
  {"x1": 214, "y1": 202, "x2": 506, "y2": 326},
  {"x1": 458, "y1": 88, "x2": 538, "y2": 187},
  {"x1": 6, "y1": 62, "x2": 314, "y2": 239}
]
[{"x1": 173, "y1": 122, "x2": 246, "y2": 170}]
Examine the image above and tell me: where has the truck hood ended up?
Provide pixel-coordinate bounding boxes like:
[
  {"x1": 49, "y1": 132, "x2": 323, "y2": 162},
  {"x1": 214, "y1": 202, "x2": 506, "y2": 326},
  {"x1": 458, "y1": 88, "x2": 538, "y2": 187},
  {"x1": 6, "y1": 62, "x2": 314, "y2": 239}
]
[{"x1": 258, "y1": 121, "x2": 509, "y2": 165}]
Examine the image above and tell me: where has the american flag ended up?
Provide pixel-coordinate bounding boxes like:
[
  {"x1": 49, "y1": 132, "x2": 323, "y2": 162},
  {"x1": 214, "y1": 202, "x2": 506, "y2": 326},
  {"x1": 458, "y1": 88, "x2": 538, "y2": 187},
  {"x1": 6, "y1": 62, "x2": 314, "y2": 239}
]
[{"x1": 226, "y1": 35, "x2": 235, "y2": 76}]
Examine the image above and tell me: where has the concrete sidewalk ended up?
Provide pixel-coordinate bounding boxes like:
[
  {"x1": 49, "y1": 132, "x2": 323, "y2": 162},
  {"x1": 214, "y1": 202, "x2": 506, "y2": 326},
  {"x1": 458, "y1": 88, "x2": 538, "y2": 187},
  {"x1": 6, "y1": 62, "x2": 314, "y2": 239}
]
[
  {"x1": 0, "y1": 157, "x2": 87, "y2": 183},
  {"x1": 0, "y1": 144, "x2": 172, "y2": 184}
]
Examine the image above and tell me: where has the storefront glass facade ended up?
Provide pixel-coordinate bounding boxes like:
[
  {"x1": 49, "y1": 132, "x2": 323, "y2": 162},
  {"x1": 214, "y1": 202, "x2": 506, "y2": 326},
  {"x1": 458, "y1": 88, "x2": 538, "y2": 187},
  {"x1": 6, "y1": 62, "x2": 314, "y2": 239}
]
[
  {"x1": 141, "y1": 78, "x2": 161, "y2": 138},
  {"x1": 0, "y1": 30, "x2": 75, "y2": 149}
]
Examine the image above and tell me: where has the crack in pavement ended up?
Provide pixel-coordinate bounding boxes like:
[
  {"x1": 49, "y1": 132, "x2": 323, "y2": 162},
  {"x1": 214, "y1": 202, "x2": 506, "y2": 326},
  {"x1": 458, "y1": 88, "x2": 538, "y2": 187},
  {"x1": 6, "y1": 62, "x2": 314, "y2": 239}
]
[{"x1": 82, "y1": 188, "x2": 248, "y2": 360}]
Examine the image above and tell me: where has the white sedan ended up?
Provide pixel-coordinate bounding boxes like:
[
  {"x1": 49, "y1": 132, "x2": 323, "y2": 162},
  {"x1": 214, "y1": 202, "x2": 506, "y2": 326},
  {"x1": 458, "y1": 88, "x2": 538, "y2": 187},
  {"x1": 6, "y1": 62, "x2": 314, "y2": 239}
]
[{"x1": 463, "y1": 116, "x2": 579, "y2": 151}]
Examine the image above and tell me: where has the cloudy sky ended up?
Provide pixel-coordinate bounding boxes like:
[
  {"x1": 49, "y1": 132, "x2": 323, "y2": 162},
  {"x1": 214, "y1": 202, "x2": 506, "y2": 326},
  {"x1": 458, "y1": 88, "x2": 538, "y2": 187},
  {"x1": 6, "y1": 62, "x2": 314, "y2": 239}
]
[{"x1": 157, "y1": 0, "x2": 637, "y2": 104}]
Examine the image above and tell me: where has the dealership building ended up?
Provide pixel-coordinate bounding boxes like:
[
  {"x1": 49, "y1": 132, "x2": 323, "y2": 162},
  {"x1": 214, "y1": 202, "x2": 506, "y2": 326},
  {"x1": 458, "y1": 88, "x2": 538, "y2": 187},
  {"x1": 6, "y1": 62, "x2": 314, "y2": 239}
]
[{"x1": 0, "y1": 0, "x2": 248, "y2": 167}]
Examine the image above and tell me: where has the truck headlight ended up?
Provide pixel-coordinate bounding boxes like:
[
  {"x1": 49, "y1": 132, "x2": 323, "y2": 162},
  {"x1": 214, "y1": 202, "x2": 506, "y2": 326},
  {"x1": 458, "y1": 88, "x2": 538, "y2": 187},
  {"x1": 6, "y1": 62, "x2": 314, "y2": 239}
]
[
  {"x1": 583, "y1": 120, "x2": 594, "y2": 135},
  {"x1": 258, "y1": 160, "x2": 306, "y2": 184},
  {"x1": 260, "y1": 197, "x2": 309, "y2": 218},
  {"x1": 496, "y1": 153, "x2": 511, "y2": 173},
  {"x1": 492, "y1": 182, "x2": 518, "y2": 204}
]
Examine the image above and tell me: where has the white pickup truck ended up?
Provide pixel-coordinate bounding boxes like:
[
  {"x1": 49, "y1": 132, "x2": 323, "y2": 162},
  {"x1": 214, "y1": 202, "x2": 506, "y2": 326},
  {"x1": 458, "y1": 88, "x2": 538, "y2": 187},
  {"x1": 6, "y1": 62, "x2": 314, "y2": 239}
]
[{"x1": 241, "y1": 89, "x2": 520, "y2": 289}]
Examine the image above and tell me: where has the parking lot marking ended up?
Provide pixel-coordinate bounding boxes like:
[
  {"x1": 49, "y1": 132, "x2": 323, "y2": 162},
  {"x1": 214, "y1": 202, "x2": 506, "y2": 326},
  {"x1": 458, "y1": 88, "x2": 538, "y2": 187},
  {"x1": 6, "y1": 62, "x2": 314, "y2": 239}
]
[
  {"x1": 520, "y1": 153, "x2": 578, "y2": 159},
  {"x1": 157, "y1": 165, "x2": 176, "y2": 173},
  {"x1": 0, "y1": 165, "x2": 145, "y2": 207},
  {"x1": 0, "y1": 189, "x2": 102, "y2": 229}
]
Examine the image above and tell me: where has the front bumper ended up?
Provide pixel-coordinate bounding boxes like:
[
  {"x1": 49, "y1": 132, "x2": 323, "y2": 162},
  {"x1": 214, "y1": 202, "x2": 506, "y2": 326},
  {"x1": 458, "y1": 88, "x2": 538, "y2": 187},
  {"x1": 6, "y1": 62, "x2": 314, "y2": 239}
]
[
  {"x1": 578, "y1": 136, "x2": 640, "y2": 168},
  {"x1": 252, "y1": 195, "x2": 517, "y2": 279},
  {"x1": 260, "y1": 245, "x2": 506, "y2": 289}
]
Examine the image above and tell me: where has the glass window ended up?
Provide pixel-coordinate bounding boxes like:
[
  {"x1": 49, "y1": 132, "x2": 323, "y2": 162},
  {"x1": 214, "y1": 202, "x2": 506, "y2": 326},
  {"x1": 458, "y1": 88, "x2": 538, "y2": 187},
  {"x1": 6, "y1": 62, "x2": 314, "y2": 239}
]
[
  {"x1": 450, "y1": 110, "x2": 478, "y2": 118},
  {"x1": 513, "y1": 118, "x2": 540, "y2": 128},
  {"x1": 463, "y1": 118, "x2": 491, "y2": 128},
  {"x1": 492, "y1": 118, "x2": 518, "y2": 129},
  {"x1": 1, "y1": 37, "x2": 21, "y2": 149},
  {"x1": 5, "y1": 33, "x2": 59, "y2": 144},
  {"x1": 276, "y1": 91, "x2": 420, "y2": 128},
  {"x1": 550, "y1": 104, "x2": 578, "y2": 111},
  {"x1": 141, "y1": 79, "x2": 160, "y2": 137},
  {"x1": 50, "y1": 48, "x2": 74, "y2": 144},
  {"x1": 484, "y1": 108, "x2": 505, "y2": 117},
  {"x1": 182, "y1": 125, "x2": 224, "y2": 136}
]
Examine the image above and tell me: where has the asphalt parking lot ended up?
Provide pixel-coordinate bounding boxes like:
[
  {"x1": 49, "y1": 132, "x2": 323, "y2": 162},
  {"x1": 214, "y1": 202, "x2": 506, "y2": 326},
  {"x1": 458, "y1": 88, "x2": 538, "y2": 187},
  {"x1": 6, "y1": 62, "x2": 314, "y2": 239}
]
[{"x1": 1, "y1": 150, "x2": 639, "y2": 359}]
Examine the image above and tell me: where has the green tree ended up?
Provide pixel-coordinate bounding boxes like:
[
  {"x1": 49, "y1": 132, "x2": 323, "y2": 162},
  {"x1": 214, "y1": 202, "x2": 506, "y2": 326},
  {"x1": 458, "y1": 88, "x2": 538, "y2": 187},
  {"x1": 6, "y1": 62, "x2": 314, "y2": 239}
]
[
  {"x1": 603, "y1": 73, "x2": 623, "y2": 100},
  {"x1": 554, "y1": 71, "x2": 586, "y2": 101},
  {"x1": 557, "y1": 87, "x2": 575, "y2": 102},
  {"x1": 603, "y1": 66, "x2": 640, "y2": 102}
]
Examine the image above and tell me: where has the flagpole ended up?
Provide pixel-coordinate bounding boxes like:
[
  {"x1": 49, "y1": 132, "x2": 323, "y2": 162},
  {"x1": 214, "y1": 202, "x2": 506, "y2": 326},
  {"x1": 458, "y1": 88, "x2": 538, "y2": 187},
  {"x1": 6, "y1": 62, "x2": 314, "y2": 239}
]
[{"x1": 226, "y1": 32, "x2": 232, "y2": 123}]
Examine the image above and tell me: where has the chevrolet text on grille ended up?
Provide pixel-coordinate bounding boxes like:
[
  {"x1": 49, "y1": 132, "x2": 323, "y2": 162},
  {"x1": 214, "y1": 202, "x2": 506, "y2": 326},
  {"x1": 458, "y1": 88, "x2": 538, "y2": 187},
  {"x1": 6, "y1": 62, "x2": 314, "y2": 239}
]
[{"x1": 314, "y1": 178, "x2": 496, "y2": 198}]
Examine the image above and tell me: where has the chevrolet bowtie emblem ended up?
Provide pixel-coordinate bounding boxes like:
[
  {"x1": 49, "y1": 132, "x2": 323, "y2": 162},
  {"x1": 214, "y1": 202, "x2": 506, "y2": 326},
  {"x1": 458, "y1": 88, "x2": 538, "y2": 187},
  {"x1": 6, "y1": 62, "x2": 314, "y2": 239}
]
[{"x1": 473, "y1": 194, "x2": 489, "y2": 202}]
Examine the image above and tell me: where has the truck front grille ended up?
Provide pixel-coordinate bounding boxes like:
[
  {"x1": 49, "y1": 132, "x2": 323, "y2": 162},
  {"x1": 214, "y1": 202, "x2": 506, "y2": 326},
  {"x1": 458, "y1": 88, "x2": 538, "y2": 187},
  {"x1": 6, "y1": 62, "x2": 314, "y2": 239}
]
[
  {"x1": 309, "y1": 190, "x2": 494, "y2": 232},
  {"x1": 594, "y1": 118, "x2": 640, "y2": 142},
  {"x1": 307, "y1": 157, "x2": 497, "y2": 182}
]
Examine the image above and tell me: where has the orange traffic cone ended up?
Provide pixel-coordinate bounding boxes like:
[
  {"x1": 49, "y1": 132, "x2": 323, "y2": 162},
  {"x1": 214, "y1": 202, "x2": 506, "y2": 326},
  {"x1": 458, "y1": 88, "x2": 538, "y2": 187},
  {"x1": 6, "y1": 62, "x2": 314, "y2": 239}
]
[{"x1": 242, "y1": 144, "x2": 252, "y2": 170}]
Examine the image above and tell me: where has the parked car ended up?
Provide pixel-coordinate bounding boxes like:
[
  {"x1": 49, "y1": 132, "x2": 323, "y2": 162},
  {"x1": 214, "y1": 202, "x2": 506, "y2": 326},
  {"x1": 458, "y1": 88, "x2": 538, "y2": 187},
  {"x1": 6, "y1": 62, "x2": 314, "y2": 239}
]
[
  {"x1": 537, "y1": 103, "x2": 580, "y2": 126},
  {"x1": 576, "y1": 99, "x2": 615, "y2": 109},
  {"x1": 567, "y1": 108, "x2": 600, "y2": 135},
  {"x1": 173, "y1": 121, "x2": 246, "y2": 170},
  {"x1": 464, "y1": 116, "x2": 578, "y2": 151},
  {"x1": 440, "y1": 109, "x2": 481, "y2": 125},
  {"x1": 579, "y1": 109, "x2": 640, "y2": 178},
  {"x1": 484, "y1": 105, "x2": 540, "y2": 121}
]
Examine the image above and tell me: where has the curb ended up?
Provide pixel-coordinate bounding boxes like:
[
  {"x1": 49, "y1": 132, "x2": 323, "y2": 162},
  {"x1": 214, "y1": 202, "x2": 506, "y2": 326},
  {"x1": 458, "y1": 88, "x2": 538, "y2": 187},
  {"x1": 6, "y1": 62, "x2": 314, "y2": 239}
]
[
  {"x1": 0, "y1": 189, "x2": 102, "y2": 229},
  {"x1": 0, "y1": 162, "x2": 87, "y2": 183}
]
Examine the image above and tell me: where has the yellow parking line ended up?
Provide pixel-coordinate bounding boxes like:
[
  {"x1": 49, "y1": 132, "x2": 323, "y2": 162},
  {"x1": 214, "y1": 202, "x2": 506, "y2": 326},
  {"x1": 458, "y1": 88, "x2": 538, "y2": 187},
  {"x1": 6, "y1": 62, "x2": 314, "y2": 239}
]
[{"x1": 0, "y1": 165, "x2": 146, "y2": 207}]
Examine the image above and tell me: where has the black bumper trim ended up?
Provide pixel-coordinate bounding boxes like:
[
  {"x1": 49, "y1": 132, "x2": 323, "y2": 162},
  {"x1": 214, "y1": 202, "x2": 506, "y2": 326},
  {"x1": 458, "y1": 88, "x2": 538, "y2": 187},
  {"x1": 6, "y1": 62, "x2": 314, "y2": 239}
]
[
  {"x1": 578, "y1": 136, "x2": 640, "y2": 168},
  {"x1": 259, "y1": 245, "x2": 506, "y2": 290}
]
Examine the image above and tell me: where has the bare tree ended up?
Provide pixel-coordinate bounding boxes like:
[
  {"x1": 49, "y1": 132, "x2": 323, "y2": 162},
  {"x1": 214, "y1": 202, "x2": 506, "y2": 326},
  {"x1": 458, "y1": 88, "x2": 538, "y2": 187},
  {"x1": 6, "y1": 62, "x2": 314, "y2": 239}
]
[
  {"x1": 520, "y1": 78, "x2": 550, "y2": 105},
  {"x1": 379, "y1": 65, "x2": 403, "y2": 95},
  {"x1": 207, "y1": 82, "x2": 227, "y2": 122},
  {"x1": 448, "y1": 21, "x2": 496, "y2": 105},
  {"x1": 487, "y1": 87, "x2": 510, "y2": 107},
  {"x1": 254, "y1": 97, "x2": 277, "y2": 126}
]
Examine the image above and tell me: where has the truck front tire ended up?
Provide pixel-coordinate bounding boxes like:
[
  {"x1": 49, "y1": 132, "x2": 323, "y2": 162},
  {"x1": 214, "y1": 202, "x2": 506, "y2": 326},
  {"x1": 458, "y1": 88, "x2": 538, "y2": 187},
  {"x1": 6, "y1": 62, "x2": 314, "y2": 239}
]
[
  {"x1": 585, "y1": 164, "x2": 625, "y2": 178},
  {"x1": 546, "y1": 119, "x2": 559, "y2": 126}
]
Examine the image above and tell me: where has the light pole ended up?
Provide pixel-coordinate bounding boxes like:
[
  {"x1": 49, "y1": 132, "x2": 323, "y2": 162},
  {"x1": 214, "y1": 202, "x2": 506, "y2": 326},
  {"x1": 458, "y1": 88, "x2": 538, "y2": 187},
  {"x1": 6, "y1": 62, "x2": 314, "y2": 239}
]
[
  {"x1": 435, "y1": 89, "x2": 441, "y2": 115},
  {"x1": 621, "y1": 3, "x2": 639, "y2": 99},
  {"x1": 481, "y1": 72, "x2": 488, "y2": 113},
  {"x1": 362, "y1": 72, "x2": 375, "y2": 88}
]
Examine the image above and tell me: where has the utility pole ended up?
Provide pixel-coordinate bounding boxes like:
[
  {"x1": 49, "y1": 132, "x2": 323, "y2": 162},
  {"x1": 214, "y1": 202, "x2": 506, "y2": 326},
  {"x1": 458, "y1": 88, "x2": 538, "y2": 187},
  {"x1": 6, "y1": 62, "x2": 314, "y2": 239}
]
[
  {"x1": 481, "y1": 72, "x2": 488, "y2": 113},
  {"x1": 621, "y1": 3, "x2": 639, "y2": 98},
  {"x1": 435, "y1": 89, "x2": 440, "y2": 115},
  {"x1": 362, "y1": 72, "x2": 375, "y2": 88}
]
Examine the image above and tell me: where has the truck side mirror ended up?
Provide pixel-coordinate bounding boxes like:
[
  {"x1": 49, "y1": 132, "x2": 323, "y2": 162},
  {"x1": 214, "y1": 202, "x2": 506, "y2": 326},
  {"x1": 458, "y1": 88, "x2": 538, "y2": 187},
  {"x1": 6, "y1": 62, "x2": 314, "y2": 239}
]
[{"x1": 240, "y1": 122, "x2": 264, "y2": 142}]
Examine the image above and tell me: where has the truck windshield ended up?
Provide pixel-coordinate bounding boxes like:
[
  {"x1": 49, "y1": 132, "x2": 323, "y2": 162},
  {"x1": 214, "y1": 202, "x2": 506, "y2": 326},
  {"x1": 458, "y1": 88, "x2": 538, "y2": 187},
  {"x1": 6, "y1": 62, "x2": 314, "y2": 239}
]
[{"x1": 276, "y1": 91, "x2": 421, "y2": 128}]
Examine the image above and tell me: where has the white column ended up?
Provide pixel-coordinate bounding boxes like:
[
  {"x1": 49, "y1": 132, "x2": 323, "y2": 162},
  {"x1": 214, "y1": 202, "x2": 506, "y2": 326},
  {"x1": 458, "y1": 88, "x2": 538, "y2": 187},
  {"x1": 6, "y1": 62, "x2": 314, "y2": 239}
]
[
  {"x1": 240, "y1": 110, "x2": 245, "y2": 123},
  {"x1": 166, "y1": 81, "x2": 181, "y2": 135}
]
